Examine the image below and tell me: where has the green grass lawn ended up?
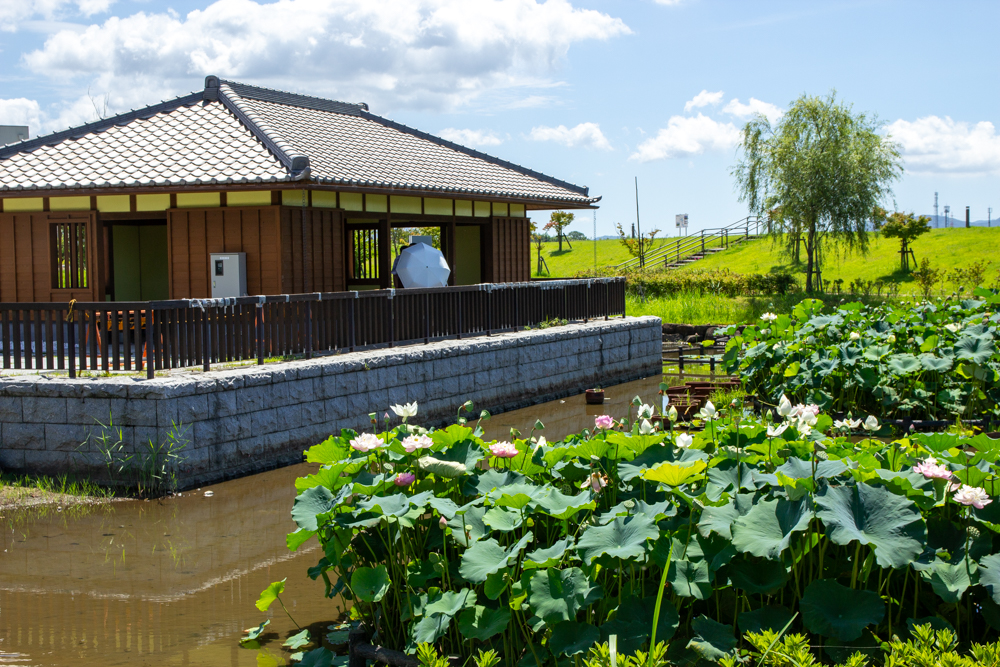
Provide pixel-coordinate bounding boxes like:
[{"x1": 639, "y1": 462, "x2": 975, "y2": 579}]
[
  {"x1": 625, "y1": 291, "x2": 888, "y2": 325},
  {"x1": 532, "y1": 238, "x2": 674, "y2": 278},
  {"x1": 677, "y1": 227, "x2": 1000, "y2": 290}
]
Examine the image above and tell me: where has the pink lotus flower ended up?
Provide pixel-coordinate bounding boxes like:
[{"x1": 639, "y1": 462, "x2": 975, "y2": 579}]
[
  {"x1": 350, "y1": 432, "x2": 383, "y2": 453},
  {"x1": 402, "y1": 434, "x2": 434, "y2": 453},
  {"x1": 595, "y1": 415, "x2": 614, "y2": 429},
  {"x1": 953, "y1": 485, "x2": 993, "y2": 509},
  {"x1": 912, "y1": 457, "x2": 952, "y2": 480},
  {"x1": 489, "y1": 441, "x2": 519, "y2": 459},
  {"x1": 394, "y1": 472, "x2": 416, "y2": 487},
  {"x1": 581, "y1": 472, "x2": 608, "y2": 493}
]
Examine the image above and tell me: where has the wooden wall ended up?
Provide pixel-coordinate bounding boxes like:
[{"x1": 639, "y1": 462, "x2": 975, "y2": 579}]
[
  {"x1": 167, "y1": 206, "x2": 282, "y2": 298},
  {"x1": 280, "y1": 207, "x2": 345, "y2": 293},
  {"x1": 486, "y1": 217, "x2": 531, "y2": 283},
  {"x1": 0, "y1": 211, "x2": 99, "y2": 302}
]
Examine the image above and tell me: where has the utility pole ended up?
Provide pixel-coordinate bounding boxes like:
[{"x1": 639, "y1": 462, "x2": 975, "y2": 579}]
[
  {"x1": 944, "y1": 205, "x2": 951, "y2": 228},
  {"x1": 966, "y1": 206, "x2": 971, "y2": 228},
  {"x1": 934, "y1": 192, "x2": 939, "y2": 228},
  {"x1": 634, "y1": 177, "x2": 643, "y2": 268}
]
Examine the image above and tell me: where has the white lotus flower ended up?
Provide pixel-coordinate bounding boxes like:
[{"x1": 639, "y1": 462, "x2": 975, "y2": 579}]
[
  {"x1": 639, "y1": 419, "x2": 655, "y2": 435},
  {"x1": 863, "y1": 415, "x2": 879, "y2": 432},
  {"x1": 697, "y1": 401, "x2": 717, "y2": 421},
  {"x1": 401, "y1": 434, "x2": 433, "y2": 453},
  {"x1": 760, "y1": 312, "x2": 778, "y2": 322},
  {"x1": 945, "y1": 323, "x2": 962, "y2": 333},
  {"x1": 777, "y1": 395, "x2": 793, "y2": 418},
  {"x1": 390, "y1": 402, "x2": 418, "y2": 418},
  {"x1": 886, "y1": 334, "x2": 896, "y2": 344},
  {"x1": 772, "y1": 343, "x2": 782, "y2": 350},
  {"x1": 637, "y1": 404, "x2": 655, "y2": 420},
  {"x1": 833, "y1": 418, "x2": 862, "y2": 430},
  {"x1": 767, "y1": 423, "x2": 788, "y2": 438},
  {"x1": 675, "y1": 433, "x2": 694, "y2": 448},
  {"x1": 953, "y1": 485, "x2": 992, "y2": 508},
  {"x1": 350, "y1": 432, "x2": 383, "y2": 453},
  {"x1": 849, "y1": 331, "x2": 860, "y2": 341}
]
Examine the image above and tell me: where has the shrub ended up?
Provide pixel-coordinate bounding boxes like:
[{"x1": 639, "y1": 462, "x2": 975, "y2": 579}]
[{"x1": 273, "y1": 398, "x2": 1000, "y2": 665}]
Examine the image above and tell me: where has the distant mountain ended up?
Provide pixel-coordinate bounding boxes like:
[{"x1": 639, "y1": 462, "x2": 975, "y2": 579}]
[{"x1": 922, "y1": 214, "x2": 998, "y2": 228}]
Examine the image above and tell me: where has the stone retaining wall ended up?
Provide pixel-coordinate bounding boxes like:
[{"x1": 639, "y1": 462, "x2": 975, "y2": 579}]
[{"x1": 0, "y1": 317, "x2": 661, "y2": 488}]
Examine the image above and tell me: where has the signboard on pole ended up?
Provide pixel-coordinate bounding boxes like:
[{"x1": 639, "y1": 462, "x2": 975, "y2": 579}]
[{"x1": 675, "y1": 214, "x2": 689, "y2": 236}]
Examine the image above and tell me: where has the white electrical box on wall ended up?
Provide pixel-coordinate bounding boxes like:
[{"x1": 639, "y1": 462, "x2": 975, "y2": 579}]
[{"x1": 210, "y1": 253, "x2": 247, "y2": 298}]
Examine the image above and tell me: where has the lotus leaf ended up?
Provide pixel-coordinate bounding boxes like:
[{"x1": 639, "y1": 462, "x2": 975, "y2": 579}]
[
  {"x1": 304, "y1": 437, "x2": 350, "y2": 464},
  {"x1": 352, "y1": 566, "x2": 390, "y2": 603},
  {"x1": 815, "y1": 482, "x2": 925, "y2": 568},
  {"x1": 956, "y1": 336, "x2": 995, "y2": 364},
  {"x1": 417, "y1": 456, "x2": 467, "y2": 478},
  {"x1": 698, "y1": 493, "x2": 755, "y2": 540},
  {"x1": 549, "y1": 621, "x2": 600, "y2": 656},
  {"x1": 458, "y1": 605, "x2": 511, "y2": 641},
  {"x1": 483, "y1": 507, "x2": 523, "y2": 531},
  {"x1": 687, "y1": 615, "x2": 737, "y2": 661},
  {"x1": 921, "y1": 559, "x2": 977, "y2": 603},
  {"x1": 286, "y1": 528, "x2": 316, "y2": 551},
  {"x1": 526, "y1": 567, "x2": 602, "y2": 626},
  {"x1": 668, "y1": 558, "x2": 712, "y2": 599},
  {"x1": 728, "y1": 557, "x2": 789, "y2": 595},
  {"x1": 524, "y1": 538, "x2": 572, "y2": 570},
  {"x1": 731, "y1": 497, "x2": 811, "y2": 560},
  {"x1": 576, "y1": 514, "x2": 659, "y2": 565},
  {"x1": 599, "y1": 595, "x2": 679, "y2": 654},
  {"x1": 535, "y1": 488, "x2": 596, "y2": 520},
  {"x1": 283, "y1": 629, "x2": 311, "y2": 650},
  {"x1": 800, "y1": 579, "x2": 884, "y2": 641},
  {"x1": 642, "y1": 459, "x2": 707, "y2": 487},
  {"x1": 256, "y1": 579, "x2": 285, "y2": 611},
  {"x1": 466, "y1": 469, "x2": 527, "y2": 495},
  {"x1": 298, "y1": 647, "x2": 333, "y2": 667},
  {"x1": 459, "y1": 535, "x2": 532, "y2": 583},
  {"x1": 979, "y1": 553, "x2": 1000, "y2": 604},
  {"x1": 292, "y1": 486, "x2": 336, "y2": 532},
  {"x1": 738, "y1": 605, "x2": 795, "y2": 635},
  {"x1": 888, "y1": 353, "x2": 921, "y2": 374}
]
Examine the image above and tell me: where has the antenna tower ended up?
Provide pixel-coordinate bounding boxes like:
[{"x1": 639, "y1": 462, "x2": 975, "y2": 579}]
[{"x1": 934, "y1": 192, "x2": 939, "y2": 228}]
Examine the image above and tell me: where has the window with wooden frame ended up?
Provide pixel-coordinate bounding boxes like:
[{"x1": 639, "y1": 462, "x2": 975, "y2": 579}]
[
  {"x1": 50, "y1": 221, "x2": 88, "y2": 289},
  {"x1": 347, "y1": 225, "x2": 380, "y2": 282}
]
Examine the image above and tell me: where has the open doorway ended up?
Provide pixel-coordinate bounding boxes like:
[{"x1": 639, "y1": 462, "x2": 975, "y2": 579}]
[{"x1": 109, "y1": 221, "x2": 169, "y2": 301}]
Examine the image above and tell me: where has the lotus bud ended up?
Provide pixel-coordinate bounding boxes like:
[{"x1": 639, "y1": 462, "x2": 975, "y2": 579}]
[
  {"x1": 667, "y1": 406, "x2": 678, "y2": 422},
  {"x1": 439, "y1": 516, "x2": 448, "y2": 529},
  {"x1": 765, "y1": 409, "x2": 773, "y2": 423}
]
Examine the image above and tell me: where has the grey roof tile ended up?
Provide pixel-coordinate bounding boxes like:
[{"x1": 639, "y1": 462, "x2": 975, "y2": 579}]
[{"x1": 0, "y1": 79, "x2": 594, "y2": 205}]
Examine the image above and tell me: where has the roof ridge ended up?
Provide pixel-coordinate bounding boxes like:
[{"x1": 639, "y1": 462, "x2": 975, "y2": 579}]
[
  {"x1": 0, "y1": 92, "x2": 204, "y2": 161},
  {"x1": 214, "y1": 79, "x2": 310, "y2": 180},
  {"x1": 218, "y1": 79, "x2": 368, "y2": 116}
]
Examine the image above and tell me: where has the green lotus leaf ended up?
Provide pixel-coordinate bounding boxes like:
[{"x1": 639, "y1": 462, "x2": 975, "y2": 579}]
[
  {"x1": 298, "y1": 647, "x2": 333, "y2": 667},
  {"x1": 887, "y1": 353, "x2": 921, "y2": 375},
  {"x1": 286, "y1": 528, "x2": 316, "y2": 552},
  {"x1": 686, "y1": 615, "x2": 737, "y2": 662},
  {"x1": 956, "y1": 336, "x2": 994, "y2": 364},
  {"x1": 447, "y1": 504, "x2": 488, "y2": 547},
  {"x1": 731, "y1": 497, "x2": 811, "y2": 560},
  {"x1": 617, "y1": 444, "x2": 678, "y2": 482},
  {"x1": 577, "y1": 514, "x2": 659, "y2": 565},
  {"x1": 426, "y1": 588, "x2": 477, "y2": 617},
  {"x1": 728, "y1": 557, "x2": 789, "y2": 595},
  {"x1": 464, "y1": 469, "x2": 527, "y2": 496},
  {"x1": 283, "y1": 629, "x2": 311, "y2": 650},
  {"x1": 800, "y1": 579, "x2": 885, "y2": 641},
  {"x1": 919, "y1": 353, "x2": 952, "y2": 372},
  {"x1": 863, "y1": 344, "x2": 892, "y2": 361},
  {"x1": 484, "y1": 570, "x2": 508, "y2": 600},
  {"x1": 526, "y1": 567, "x2": 602, "y2": 626},
  {"x1": 524, "y1": 538, "x2": 572, "y2": 570},
  {"x1": 776, "y1": 458, "x2": 848, "y2": 480},
  {"x1": 549, "y1": 621, "x2": 600, "y2": 656},
  {"x1": 294, "y1": 461, "x2": 356, "y2": 492},
  {"x1": 978, "y1": 553, "x2": 1000, "y2": 604},
  {"x1": 483, "y1": 507, "x2": 524, "y2": 532},
  {"x1": 698, "y1": 493, "x2": 755, "y2": 540},
  {"x1": 241, "y1": 619, "x2": 269, "y2": 644},
  {"x1": 599, "y1": 595, "x2": 679, "y2": 654},
  {"x1": 457, "y1": 605, "x2": 511, "y2": 641},
  {"x1": 738, "y1": 605, "x2": 795, "y2": 636},
  {"x1": 921, "y1": 559, "x2": 977, "y2": 603},
  {"x1": 352, "y1": 565, "x2": 391, "y2": 603},
  {"x1": 292, "y1": 486, "x2": 336, "y2": 532},
  {"x1": 669, "y1": 558, "x2": 712, "y2": 600},
  {"x1": 643, "y1": 459, "x2": 707, "y2": 487},
  {"x1": 815, "y1": 482, "x2": 925, "y2": 568},
  {"x1": 598, "y1": 499, "x2": 673, "y2": 524},
  {"x1": 256, "y1": 579, "x2": 285, "y2": 611},
  {"x1": 427, "y1": 496, "x2": 460, "y2": 519},
  {"x1": 304, "y1": 436, "x2": 350, "y2": 464},
  {"x1": 707, "y1": 460, "x2": 757, "y2": 501},
  {"x1": 535, "y1": 488, "x2": 596, "y2": 520},
  {"x1": 417, "y1": 456, "x2": 467, "y2": 478},
  {"x1": 357, "y1": 492, "x2": 413, "y2": 518},
  {"x1": 459, "y1": 539, "x2": 509, "y2": 583}
]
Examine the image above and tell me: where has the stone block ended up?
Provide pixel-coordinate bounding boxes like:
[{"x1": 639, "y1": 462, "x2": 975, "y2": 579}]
[
  {"x1": 286, "y1": 379, "x2": 314, "y2": 405},
  {"x1": 325, "y1": 398, "x2": 347, "y2": 421},
  {"x1": 176, "y1": 394, "x2": 210, "y2": 424},
  {"x1": 300, "y1": 401, "x2": 327, "y2": 426},
  {"x1": 45, "y1": 423, "x2": 92, "y2": 452},
  {"x1": 0, "y1": 396, "x2": 22, "y2": 422},
  {"x1": 0, "y1": 448, "x2": 25, "y2": 470},
  {"x1": 208, "y1": 390, "x2": 238, "y2": 419},
  {"x1": 156, "y1": 399, "x2": 179, "y2": 429},
  {"x1": 1, "y1": 423, "x2": 44, "y2": 450},
  {"x1": 194, "y1": 419, "x2": 221, "y2": 446},
  {"x1": 251, "y1": 408, "x2": 280, "y2": 435},
  {"x1": 21, "y1": 397, "x2": 67, "y2": 424},
  {"x1": 122, "y1": 397, "x2": 158, "y2": 427},
  {"x1": 21, "y1": 450, "x2": 71, "y2": 475}
]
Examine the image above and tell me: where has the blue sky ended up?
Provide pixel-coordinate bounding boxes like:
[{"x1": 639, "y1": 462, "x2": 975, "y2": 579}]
[{"x1": 2, "y1": 0, "x2": 997, "y2": 237}]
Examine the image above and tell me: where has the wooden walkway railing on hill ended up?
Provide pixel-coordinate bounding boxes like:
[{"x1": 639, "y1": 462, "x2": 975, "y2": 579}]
[
  {"x1": 616, "y1": 216, "x2": 765, "y2": 271},
  {"x1": 0, "y1": 278, "x2": 626, "y2": 379}
]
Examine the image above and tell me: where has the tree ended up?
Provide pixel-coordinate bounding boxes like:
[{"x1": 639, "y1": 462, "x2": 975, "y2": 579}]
[
  {"x1": 615, "y1": 222, "x2": 660, "y2": 269},
  {"x1": 529, "y1": 221, "x2": 549, "y2": 275},
  {"x1": 544, "y1": 211, "x2": 575, "y2": 252},
  {"x1": 878, "y1": 211, "x2": 930, "y2": 271},
  {"x1": 567, "y1": 231, "x2": 587, "y2": 241},
  {"x1": 732, "y1": 92, "x2": 902, "y2": 292}
]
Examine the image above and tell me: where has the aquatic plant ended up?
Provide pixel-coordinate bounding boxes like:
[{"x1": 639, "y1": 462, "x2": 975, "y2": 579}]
[{"x1": 283, "y1": 399, "x2": 1000, "y2": 665}]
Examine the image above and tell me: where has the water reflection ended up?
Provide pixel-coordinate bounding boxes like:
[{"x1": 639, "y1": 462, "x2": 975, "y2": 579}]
[{"x1": 0, "y1": 376, "x2": 666, "y2": 666}]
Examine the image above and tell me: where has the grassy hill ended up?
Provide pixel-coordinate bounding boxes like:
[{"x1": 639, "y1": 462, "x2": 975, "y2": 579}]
[
  {"x1": 679, "y1": 227, "x2": 1000, "y2": 290},
  {"x1": 537, "y1": 228, "x2": 1000, "y2": 290}
]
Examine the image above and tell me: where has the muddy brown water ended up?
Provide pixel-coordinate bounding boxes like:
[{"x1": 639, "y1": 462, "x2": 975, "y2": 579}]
[{"x1": 0, "y1": 377, "x2": 665, "y2": 666}]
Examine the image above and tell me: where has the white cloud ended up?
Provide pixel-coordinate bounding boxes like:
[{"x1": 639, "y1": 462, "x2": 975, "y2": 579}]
[
  {"x1": 722, "y1": 97, "x2": 784, "y2": 123},
  {"x1": 0, "y1": 98, "x2": 43, "y2": 131},
  {"x1": 684, "y1": 89, "x2": 723, "y2": 111},
  {"x1": 653, "y1": 0, "x2": 684, "y2": 4},
  {"x1": 438, "y1": 128, "x2": 503, "y2": 147},
  {"x1": 529, "y1": 122, "x2": 612, "y2": 150},
  {"x1": 21, "y1": 0, "x2": 630, "y2": 123},
  {"x1": 1, "y1": 0, "x2": 114, "y2": 31},
  {"x1": 630, "y1": 114, "x2": 739, "y2": 161},
  {"x1": 887, "y1": 116, "x2": 1000, "y2": 175}
]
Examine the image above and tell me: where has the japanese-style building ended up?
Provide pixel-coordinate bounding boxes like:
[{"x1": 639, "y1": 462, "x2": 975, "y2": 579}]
[{"x1": 0, "y1": 76, "x2": 598, "y2": 303}]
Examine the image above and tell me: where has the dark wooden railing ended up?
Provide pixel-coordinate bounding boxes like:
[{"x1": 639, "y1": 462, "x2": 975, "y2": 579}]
[{"x1": 0, "y1": 278, "x2": 626, "y2": 379}]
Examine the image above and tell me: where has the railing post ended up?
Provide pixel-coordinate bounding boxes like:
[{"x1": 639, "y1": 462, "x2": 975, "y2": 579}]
[
  {"x1": 203, "y1": 306, "x2": 211, "y2": 372},
  {"x1": 67, "y1": 313, "x2": 76, "y2": 379},
  {"x1": 146, "y1": 308, "x2": 155, "y2": 380},
  {"x1": 456, "y1": 292, "x2": 463, "y2": 340},
  {"x1": 486, "y1": 287, "x2": 492, "y2": 337},
  {"x1": 605, "y1": 281, "x2": 610, "y2": 321},
  {"x1": 424, "y1": 292, "x2": 430, "y2": 344},
  {"x1": 701, "y1": 230, "x2": 705, "y2": 253},
  {"x1": 305, "y1": 300, "x2": 314, "y2": 359},
  {"x1": 256, "y1": 302, "x2": 264, "y2": 366},
  {"x1": 349, "y1": 294, "x2": 356, "y2": 352},
  {"x1": 584, "y1": 282, "x2": 589, "y2": 324},
  {"x1": 387, "y1": 289, "x2": 395, "y2": 348}
]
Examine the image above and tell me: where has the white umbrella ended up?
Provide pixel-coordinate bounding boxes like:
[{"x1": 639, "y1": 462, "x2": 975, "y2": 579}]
[{"x1": 392, "y1": 242, "x2": 451, "y2": 288}]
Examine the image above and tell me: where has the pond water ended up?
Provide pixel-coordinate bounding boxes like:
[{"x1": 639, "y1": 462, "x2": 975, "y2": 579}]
[{"x1": 0, "y1": 376, "x2": 665, "y2": 666}]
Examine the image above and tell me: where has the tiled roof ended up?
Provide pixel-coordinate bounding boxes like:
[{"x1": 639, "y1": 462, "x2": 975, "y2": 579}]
[{"x1": 0, "y1": 77, "x2": 595, "y2": 205}]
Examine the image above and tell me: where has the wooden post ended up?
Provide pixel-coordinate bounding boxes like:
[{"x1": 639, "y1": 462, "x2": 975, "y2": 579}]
[
  {"x1": 67, "y1": 314, "x2": 76, "y2": 379},
  {"x1": 447, "y1": 213, "x2": 457, "y2": 287},
  {"x1": 203, "y1": 307, "x2": 211, "y2": 372},
  {"x1": 256, "y1": 303, "x2": 264, "y2": 365},
  {"x1": 349, "y1": 295, "x2": 356, "y2": 351},
  {"x1": 146, "y1": 308, "x2": 155, "y2": 380},
  {"x1": 305, "y1": 300, "x2": 314, "y2": 359},
  {"x1": 378, "y1": 219, "x2": 391, "y2": 289}
]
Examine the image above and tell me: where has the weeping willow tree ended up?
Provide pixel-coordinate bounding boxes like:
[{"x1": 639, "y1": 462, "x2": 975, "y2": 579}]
[{"x1": 732, "y1": 92, "x2": 902, "y2": 292}]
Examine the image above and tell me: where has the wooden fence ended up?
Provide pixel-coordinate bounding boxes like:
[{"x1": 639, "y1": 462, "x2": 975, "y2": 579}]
[{"x1": 0, "y1": 278, "x2": 626, "y2": 379}]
